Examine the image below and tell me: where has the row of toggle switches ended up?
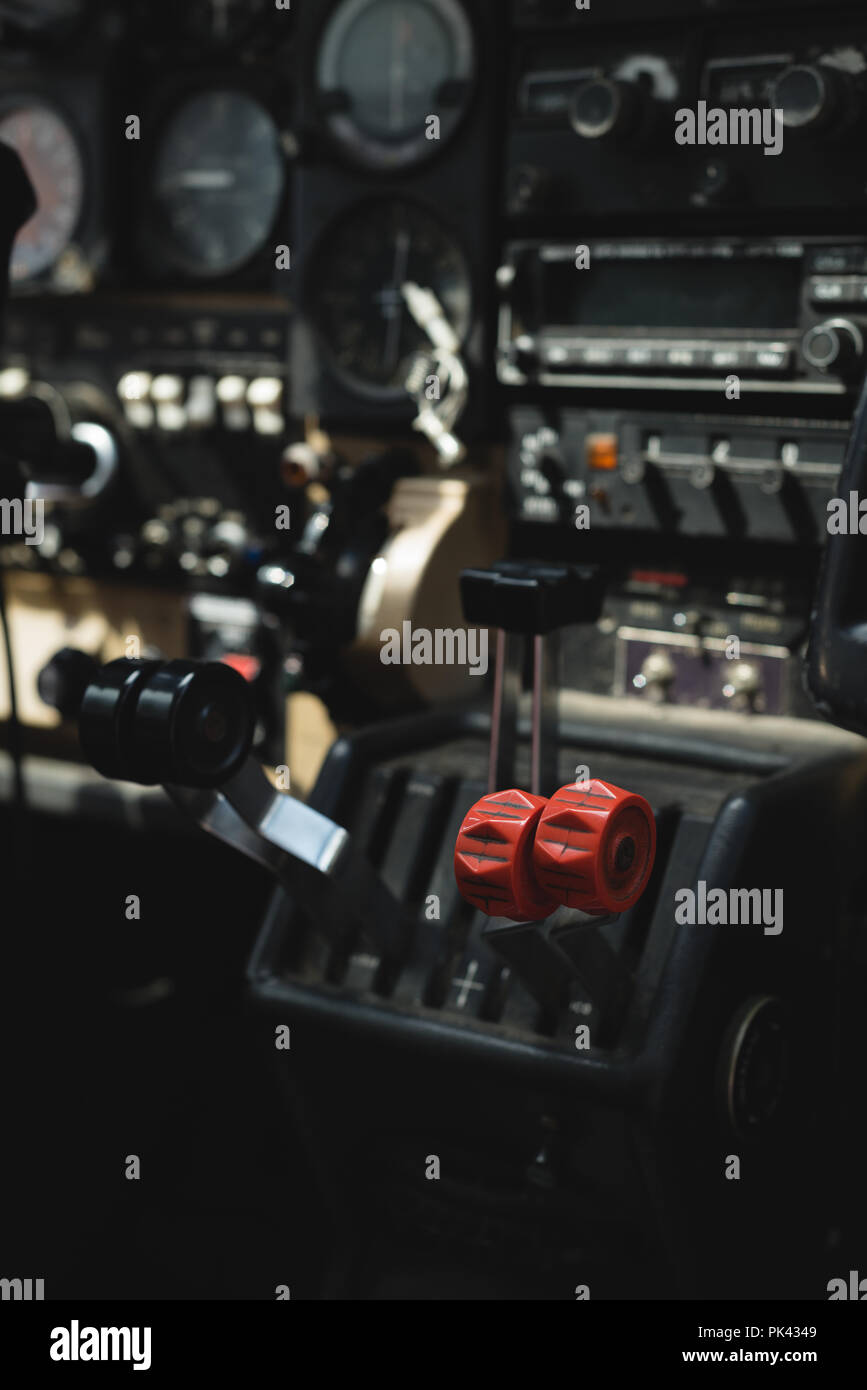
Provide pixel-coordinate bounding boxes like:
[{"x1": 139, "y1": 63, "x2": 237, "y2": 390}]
[{"x1": 117, "y1": 371, "x2": 286, "y2": 436}]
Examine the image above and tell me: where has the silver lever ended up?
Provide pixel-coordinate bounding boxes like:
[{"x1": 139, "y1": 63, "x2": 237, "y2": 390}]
[{"x1": 165, "y1": 757, "x2": 408, "y2": 965}]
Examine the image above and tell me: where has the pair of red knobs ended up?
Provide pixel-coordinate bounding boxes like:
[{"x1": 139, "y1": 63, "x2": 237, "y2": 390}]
[{"x1": 454, "y1": 780, "x2": 656, "y2": 923}]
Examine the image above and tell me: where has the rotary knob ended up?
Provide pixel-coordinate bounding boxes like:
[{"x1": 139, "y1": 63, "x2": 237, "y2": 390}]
[
  {"x1": 533, "y1": 781, "x2": 656, "y2": 916},
  {"x1": 771, "y1": 64, "x2": 846, "y2": 134},
  {"x1": 569, "y1": 78, "x2": 644, "y2": 142},
  {"x1": 802, "y1": 319, "x2": 864, "y2": 377},
  {"x1": 638, "y1": 649, "x2": 676, "y2": 701},
  {"x1": 723, "y1": 660, "x2": 763, "y2": 711},
  {"x1": 454, "y1": 788, "x2": 558, "y2": 922}
]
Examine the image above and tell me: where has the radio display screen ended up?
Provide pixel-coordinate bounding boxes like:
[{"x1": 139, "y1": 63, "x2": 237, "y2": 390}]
[{"x1": 535, "y1": 256, "x2": 801, "y2": 332}]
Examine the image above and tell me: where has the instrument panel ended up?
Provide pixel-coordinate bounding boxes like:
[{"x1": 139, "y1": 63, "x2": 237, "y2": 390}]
[
  {"x1": 0, "y1": 0, "x2": 861, "y2": 642},
  {"x1": 0, "y1": 2, "x2": 297, "y2": 294},
  {"x1": 0, "y1": 0, "x2": 493, "y2": 436}
]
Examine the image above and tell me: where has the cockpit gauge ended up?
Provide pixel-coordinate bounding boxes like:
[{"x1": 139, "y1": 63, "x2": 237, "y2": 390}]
[
  {"x1": 315, "y1": 0, "x2": 476, "y2": 171},
  {"x1": 146, "y1": 90, "x2": 285, "y2": 280},
  {"x1": 0, "y1": 101, "x2": 85, "y2": 284},
  {"x1": 307, "y1": 197, "x2": 472, "y2": 397}
]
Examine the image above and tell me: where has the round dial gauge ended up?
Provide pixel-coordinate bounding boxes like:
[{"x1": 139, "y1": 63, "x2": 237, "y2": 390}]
[
  {"x1": 0, "y1": 102, "x2": 85, "y2": 283},
  {"x1": 316, "y1": 0, "x2": 475, "y2": 170},
  {"x1": 308, "y1": 198, "x2": 472, "y2": 396},
  {"x1": 148, "y1": 90, "x2": 285, "y2": 279}
]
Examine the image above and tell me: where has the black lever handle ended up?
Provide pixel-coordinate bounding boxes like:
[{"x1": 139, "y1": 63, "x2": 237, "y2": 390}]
[
  {"x1": 460, "y1": 561, "x2": 605, "y2": 796},
  {"x1": 39, "y1": 653, "x2": 255, "y2": 788},
  {"x1": 39, "y1": 652, "x2": 409, "y2": 967}
]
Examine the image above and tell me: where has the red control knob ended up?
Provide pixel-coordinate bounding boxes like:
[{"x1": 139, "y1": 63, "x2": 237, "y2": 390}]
[
  {"x1": 533, "y1": 780, "x2": 656, "y2": 915},
  {"x1": 454, "y1": 788, "x2": 559, "y2": 922}
]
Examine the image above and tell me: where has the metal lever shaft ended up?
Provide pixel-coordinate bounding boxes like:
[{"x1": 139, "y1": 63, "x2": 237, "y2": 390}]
[
  {"x1": 462, "y1": 562, "x2": 604, "y2": 796},
  {"x1": 166, "y1": 757, "x2": 408, "y2": 963}
]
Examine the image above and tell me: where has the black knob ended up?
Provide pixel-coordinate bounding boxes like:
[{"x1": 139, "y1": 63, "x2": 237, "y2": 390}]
[
  {"x1": 569, "y1": 78, "x2": 640, "y2": 141},
  {"x1": 771, "y1": 64, "x2": 844, "y2": 134},
  {"x1": 802, "y1": 319, "x2": 864, "y2": 376},
  {"x1": 78, "y1": 659, "x2": 254, "y2": 788},
  {"x1": 37, "y1": 647, "x2": 99, "y2": 719}
]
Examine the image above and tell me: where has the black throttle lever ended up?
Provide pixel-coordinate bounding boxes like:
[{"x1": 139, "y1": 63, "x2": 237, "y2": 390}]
[{"x1": 39, "y1": 652, "x2": 410, "y2": 968}]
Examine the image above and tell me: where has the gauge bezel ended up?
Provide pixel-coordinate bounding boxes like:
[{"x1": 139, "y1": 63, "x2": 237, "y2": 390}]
[
  {"x1": 3, "y1": 0, "x2": 87, "y2": 44},
  {"x1": 183, "y1": 0, "x2": 269, "y2": 47},
  {"x1": 303, "y1": 194, "x2": 474, "y2": 403},
  {"x1": 0, "y1": 92, "x2": 88, "y2": 287},
  {"x1": 314, "y1": 0, "x2": 477, "y2": 173},
  {"x1": 140, "y1": 85, "x2": 288, "y2": 285}
]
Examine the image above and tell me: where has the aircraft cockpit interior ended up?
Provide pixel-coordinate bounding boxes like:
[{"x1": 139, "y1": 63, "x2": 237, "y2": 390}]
[{"x1": 1, "y1": 0, "x2": 867, "y2": 1324}]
